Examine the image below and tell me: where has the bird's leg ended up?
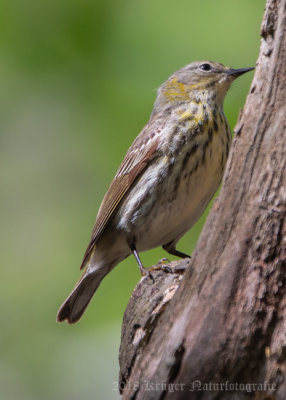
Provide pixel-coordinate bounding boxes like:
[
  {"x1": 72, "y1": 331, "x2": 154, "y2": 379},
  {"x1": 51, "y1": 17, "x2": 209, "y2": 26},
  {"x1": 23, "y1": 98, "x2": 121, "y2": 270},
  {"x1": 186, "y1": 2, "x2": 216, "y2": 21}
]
[
  {"x1": 129, "y1": 243, "x2": 154, "y2": 281},
  {"x1": 162, "y1": 241, "x2": 191, "y2": 259},
  {"x1": 157, "y1": 242, "x2": 190, "y2": 274}
]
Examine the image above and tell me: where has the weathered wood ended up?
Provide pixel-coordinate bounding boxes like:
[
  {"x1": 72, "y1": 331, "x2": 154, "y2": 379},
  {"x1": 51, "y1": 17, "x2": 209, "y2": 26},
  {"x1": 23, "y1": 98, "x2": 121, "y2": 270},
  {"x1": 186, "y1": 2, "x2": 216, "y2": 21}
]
[
  {"x1": 119, "y1": 260, "x2": 191, "y2": 394},
  {"x1": 119, "y1": 1, "x2": 286, "y2": 399}
]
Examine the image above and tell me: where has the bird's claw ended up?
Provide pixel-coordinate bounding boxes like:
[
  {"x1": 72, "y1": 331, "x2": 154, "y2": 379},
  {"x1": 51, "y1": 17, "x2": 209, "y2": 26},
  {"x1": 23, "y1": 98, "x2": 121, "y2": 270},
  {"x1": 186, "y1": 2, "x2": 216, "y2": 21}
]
[{"x1": 158, "y1": 257, "x2": 171, "y2": 264}]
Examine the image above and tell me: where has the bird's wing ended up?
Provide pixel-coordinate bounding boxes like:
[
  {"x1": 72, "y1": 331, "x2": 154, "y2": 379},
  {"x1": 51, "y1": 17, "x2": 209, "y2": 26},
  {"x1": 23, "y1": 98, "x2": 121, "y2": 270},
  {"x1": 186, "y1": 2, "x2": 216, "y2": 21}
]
[{"x1": 80, "y1": 119, "x2": 164, "y2": 269}]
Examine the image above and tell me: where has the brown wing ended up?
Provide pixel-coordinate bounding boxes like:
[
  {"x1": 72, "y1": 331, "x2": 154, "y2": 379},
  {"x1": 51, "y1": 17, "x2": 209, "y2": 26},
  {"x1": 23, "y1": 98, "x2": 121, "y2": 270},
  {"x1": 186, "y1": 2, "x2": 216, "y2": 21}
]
[{"x1": 80, "y1": 121, "x2": 163, "y2": 269}]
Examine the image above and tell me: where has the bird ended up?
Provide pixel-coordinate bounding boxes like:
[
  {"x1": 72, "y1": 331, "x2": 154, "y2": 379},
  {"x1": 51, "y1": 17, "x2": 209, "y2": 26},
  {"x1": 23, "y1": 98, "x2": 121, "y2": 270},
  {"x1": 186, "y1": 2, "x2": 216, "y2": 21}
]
[{"x1": 57, "y1": 60, "x2": 253, "y2": 323}]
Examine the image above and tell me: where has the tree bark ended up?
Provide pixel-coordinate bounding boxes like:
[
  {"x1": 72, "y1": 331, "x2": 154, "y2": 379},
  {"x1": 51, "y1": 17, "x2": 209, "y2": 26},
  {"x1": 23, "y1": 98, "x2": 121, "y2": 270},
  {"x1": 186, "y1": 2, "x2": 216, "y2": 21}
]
[{"x1": 119, "y1": 0, "x2": 286, "y2": 399}]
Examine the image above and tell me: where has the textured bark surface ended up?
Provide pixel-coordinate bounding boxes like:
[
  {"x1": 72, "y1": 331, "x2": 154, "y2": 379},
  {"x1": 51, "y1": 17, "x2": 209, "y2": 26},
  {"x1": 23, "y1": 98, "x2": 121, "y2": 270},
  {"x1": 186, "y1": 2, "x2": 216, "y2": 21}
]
[{"x1": 119, "y1": 1, "x2": 286, "y2": 399}]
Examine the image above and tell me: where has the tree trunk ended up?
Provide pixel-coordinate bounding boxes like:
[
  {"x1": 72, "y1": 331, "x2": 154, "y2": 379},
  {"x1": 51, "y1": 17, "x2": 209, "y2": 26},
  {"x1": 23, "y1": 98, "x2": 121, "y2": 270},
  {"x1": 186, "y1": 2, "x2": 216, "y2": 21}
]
[{"x1": 118, "y1": 0, "x2": 286, "y2": 399}]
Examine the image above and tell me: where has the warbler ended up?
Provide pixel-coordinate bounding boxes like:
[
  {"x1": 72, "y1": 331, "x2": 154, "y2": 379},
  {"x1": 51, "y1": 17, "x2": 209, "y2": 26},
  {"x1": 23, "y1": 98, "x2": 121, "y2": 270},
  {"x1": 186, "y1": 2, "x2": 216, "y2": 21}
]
[{"x1": 57, "y1": 61, "x2": 253, "y2": 323}]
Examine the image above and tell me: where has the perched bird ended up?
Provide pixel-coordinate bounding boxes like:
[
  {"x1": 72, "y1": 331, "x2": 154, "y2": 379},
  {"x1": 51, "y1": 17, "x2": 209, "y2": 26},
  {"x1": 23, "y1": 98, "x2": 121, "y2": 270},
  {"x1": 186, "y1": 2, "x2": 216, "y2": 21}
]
[{"x1": 57, "y1": 61, "x2": 253, "y2": 323}]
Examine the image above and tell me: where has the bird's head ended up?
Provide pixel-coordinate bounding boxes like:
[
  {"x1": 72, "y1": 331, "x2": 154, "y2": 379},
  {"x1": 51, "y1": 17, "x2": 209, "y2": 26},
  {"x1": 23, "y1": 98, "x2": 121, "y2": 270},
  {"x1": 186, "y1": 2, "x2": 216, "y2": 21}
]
[{"x1": 153, "y1": 61, "x2": 254, "y2": 115}]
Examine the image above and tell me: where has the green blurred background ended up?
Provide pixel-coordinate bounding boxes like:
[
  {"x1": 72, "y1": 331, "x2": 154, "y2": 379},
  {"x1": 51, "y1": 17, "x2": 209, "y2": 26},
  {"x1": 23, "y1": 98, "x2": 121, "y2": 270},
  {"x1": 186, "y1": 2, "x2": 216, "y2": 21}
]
[{"x1": 0, "y1": 1, "x2": 263, "y2": 399}]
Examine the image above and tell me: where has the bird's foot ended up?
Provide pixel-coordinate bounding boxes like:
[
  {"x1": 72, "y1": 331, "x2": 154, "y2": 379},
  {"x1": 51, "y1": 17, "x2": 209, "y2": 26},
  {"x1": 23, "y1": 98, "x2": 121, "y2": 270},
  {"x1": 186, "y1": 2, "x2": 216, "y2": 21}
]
[
  {"x1": 158, "y1": 257, "x2": 171, "y2": 265},
  {"x1": 139, "y1": 265, "x2": 155, "y2": 282},
  {"x1": 149, "y1": 257, "x2": 189, "y2": 274},
  {"x1": 153, "y1": 258, "x2": 191, "y2": 274},
  {"x1": 140, "y1": 258, "x2": 190, "y2": 282}
]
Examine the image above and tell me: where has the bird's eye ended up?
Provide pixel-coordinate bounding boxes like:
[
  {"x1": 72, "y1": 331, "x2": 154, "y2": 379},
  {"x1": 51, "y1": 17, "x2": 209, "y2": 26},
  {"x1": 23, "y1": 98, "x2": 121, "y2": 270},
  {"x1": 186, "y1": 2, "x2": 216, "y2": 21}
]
[{"x1": 199, "y1": 63, "x2": 212, "y2": 71}]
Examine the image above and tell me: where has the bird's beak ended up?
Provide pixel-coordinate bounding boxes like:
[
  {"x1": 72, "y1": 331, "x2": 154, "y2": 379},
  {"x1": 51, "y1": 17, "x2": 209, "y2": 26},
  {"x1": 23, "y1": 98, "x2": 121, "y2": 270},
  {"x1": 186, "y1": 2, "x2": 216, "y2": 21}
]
[{"x1": 227, "y1": 67, "x2": 254, "y2": 78}]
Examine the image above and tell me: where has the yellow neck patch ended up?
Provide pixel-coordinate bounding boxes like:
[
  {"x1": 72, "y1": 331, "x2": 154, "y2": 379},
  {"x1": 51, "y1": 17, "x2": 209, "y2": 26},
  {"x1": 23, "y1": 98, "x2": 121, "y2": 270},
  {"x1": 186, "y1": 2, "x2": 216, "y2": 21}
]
[{"x1": 162, "y1": 77, "x2": 191, "y2": 101}]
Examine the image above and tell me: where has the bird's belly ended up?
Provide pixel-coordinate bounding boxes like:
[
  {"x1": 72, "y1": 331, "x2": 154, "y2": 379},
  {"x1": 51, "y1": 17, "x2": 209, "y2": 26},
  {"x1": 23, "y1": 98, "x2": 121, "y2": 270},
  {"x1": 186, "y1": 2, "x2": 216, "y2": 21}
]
[{"x1": 117, "y1": 126, "x2": 230, "y2": 251}]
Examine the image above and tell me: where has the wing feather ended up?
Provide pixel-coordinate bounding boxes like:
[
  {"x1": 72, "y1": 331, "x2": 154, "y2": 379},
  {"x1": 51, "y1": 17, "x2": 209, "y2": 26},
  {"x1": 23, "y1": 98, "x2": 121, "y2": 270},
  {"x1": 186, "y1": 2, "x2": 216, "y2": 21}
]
[{"x1": 80, "y1": 123, "x2": 162, "y2": 269}]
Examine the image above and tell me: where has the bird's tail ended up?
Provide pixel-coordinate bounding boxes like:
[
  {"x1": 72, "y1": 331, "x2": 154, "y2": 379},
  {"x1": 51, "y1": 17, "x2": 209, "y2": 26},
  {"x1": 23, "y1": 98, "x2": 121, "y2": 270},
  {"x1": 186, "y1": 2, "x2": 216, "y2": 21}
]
[{"x1": 57, "y1": 269, "x2": 107, "y2": 324}]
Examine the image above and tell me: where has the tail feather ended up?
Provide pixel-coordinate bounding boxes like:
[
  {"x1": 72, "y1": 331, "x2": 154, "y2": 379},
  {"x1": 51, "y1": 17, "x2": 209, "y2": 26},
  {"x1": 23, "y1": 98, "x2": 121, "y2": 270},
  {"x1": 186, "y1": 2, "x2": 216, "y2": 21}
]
[{"x1": 57, "y1": 271, "x2": 105, "y2": 324}]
